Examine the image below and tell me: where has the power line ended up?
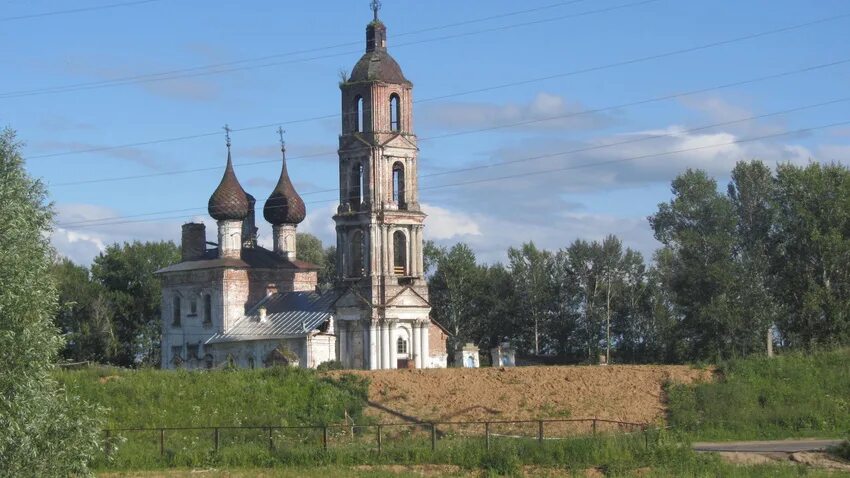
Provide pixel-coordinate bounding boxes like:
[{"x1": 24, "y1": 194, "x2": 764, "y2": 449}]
[
  {"x1": 28, "y1": 11, "x2": 850, "y2": 160},
  {"x1": 55, "y1": 103, "x2": 850, "y2": 228},
  {"x1": 0, "y1": 0, "x2": 161, "y2": 22},
  {"x1": 48, "y1": 57, "x2": 850, "y2": 187},
  {"x1": 1, "y1": 0, "x2": 651, "y2": 99}
]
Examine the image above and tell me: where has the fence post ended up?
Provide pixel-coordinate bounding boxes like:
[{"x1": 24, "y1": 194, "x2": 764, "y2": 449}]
[
  {"x1": 484, "y1": 422, "x2": 490, "y2": 451},
  {"x1": 377, "y1": 425, "x2": 382, "y2": 454},
  {"x1": 104, "y1": 430, "x2": 111, "y2": 458},
  {"x1": 160, "y1": 429, "x2": 164, "y2": 456},
  {"x1": 322, "y1": 426, "x2": 328, "y2": 451},
  {"x1": 537, "y1": 420, "x2": 544, "y2": 444},
  {"x1": 268, "y1": 427, "x2": 274, "y2": 451},
  {"x1": 214, "y1": 427, "x2": 219, "y2": 453},
  {"x1": 430, "y1": 423, "x2": 437, "y2": 451},
  {"x1": 592, "y1": 419, "x2": 597, "y2": 435}
]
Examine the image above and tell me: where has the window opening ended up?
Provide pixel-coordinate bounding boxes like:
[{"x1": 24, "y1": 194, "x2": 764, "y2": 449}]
[
  {"x1": 189, "y1": 299, "x2": 197, "y2": 316},
  {"x1": 393, "y1": 231, "x2": 407, "y2": 275},
  {"x1": 349, "y1": 163, "x2": 364, "y2": 208},
  {"x1": 392, "y1": 162, "x2": 405, "y2": 207},
  {"x1": 397, "y1": 336, "x2": 408, "y2": 354},
  {"x1": 351, "y1": 230, "x2": 365, "y2": 277},
  {"x1": 203, "y1": 294, "x2": 212, "y2": 325},
  {"x1": 172, "y1": 296, "x2": 181, "y2": 326},
  {"x1": 355, "y1": 96, "x2": 364, "y2": 132},
  {"x1": 390, "y1": 94, "x2": 400, "y2": 131}
]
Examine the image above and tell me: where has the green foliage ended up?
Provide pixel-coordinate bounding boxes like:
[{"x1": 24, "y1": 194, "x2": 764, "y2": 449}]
[
  {"x1": 91, "y1": 240, "x2": 180, "y2": 366},
  {"x1": 296, "y1": 232, "x2": 336, "y2": 289},
  {"x1": 317, "y1": 360, "x2": 344, "y2": 371},
  {"x1": 56, "y1": 366, "x2": 369, "y2": 429},
  {"x1": 830, "y1": 439, "x2": 850, "y2": 461},
  {"x1": 0, "y1": 128, "x2": 102, "y2": 477},
  {"x1": 666, "y1": 348, "x2": 850, "y2": 440}
]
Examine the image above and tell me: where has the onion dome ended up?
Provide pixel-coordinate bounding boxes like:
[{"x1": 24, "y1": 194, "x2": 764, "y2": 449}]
[
  {"x1": 263, "y1": 132, "x2": 306, "y2": 225},
  {"x1": 208, "y1": 133, "x2": 250, "y2": 221},
  {"x1": 348, "y1": 16, "x2": 409, "y2": 85}
]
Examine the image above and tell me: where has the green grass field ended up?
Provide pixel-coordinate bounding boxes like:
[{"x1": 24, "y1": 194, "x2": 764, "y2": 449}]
[{"x1": 666, "y1": 348, "x2": 850, "y2": 440}]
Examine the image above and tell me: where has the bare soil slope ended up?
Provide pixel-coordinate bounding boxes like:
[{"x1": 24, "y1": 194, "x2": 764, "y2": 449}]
[{"x1": 336, "y1": 365, "x2": 712, "y2": 429}]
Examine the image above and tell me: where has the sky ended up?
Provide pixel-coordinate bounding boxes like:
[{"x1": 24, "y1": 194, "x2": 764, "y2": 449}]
[{"x1": 4, "y1": 0, "x2": 850, "y2": 266}]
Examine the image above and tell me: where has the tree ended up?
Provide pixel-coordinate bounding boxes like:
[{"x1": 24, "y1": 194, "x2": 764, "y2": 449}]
[
  {"x1": 91, "y1": 241, "x2": 180, "y2": 366},
  {"x1": 650, "y1": 169, "x2": 750, "y2": 361},
  {"x1": 296, "y1": 233, "x2": 335, "y2": 289},
  {"x1": 508, "y1": 242, "x2": 555, "y2": 355},
  {"x1": 771, "y1": 162, "x2": 850, "y2": 347},
  {"x1": 0, "y1": 128, "x2": 101, "y2": 476},
  {"x1": 428, "y1": 243, "x2": 481, "y2": 354}
]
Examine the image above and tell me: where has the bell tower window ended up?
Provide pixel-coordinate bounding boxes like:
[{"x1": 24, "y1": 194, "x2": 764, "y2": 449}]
[
  {"x1": 390, "y1": 94, "x2": 400, "y2": 132},
  {"x1": 393, "y1": 231, "x2": 407, "y2": 275},
  {"x1": 392, "y1": 162, "x2": 405, "y2": 208},
  {"x1": 349, "y1": 163, "x2": 364, "y2": 208},
  {"x1": 350, "y1": 230, "x2": 365, "y2": 277},
  {"x1": 355, "y1": 96, "x2": 364, "y2": 133}
]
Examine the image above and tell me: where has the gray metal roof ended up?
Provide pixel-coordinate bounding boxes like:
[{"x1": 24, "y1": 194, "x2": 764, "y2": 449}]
[{"x1": 205, "y1": 290, "x2": 340, "y2": 344}]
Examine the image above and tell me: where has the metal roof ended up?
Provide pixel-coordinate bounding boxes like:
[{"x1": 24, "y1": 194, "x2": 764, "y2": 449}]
[{"x1": 205, "y1": 290, "x2": 340, "y2": 344}]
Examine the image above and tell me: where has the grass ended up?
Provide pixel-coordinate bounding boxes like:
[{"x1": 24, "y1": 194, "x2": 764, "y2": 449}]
[
  {"x1": 666, "y1": 348, "x2": 850, "y2": 440},
  {"x1": 56, "y1": 366, "x2": 369, "y2": 428}
]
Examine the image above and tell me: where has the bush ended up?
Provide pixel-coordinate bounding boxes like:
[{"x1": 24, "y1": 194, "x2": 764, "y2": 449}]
[
  {"x1": 0, "y1": 128, "x2": 102, "y2": 477},
  {"x1": 317, "y1": 360, "x2": 344, "y2": 372}
]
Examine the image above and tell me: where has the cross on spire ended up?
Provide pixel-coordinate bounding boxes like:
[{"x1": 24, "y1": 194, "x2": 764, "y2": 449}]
[
  {"x1": 370, "y1": 0, "x2": 381, "y2": 20},
  {"x1": 223, "y1": 124, "x2": 232, "y2": 149},
  {"x1": 277, "y1": 126, "x2": 286, "y2": 157}
]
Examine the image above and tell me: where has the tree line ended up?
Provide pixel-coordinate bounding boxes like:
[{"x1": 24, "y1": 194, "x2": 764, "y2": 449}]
[
  {"x1": 428, "y1": 161, "x2": 850, "y2": 364},
  {"x1": 49, "y1": 160, "x2": 850, "y2": 367}
]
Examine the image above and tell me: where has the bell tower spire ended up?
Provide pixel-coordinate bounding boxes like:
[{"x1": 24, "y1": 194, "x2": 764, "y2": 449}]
[{"x1": 333, "y1": 7, "x2": 431, "y2": 371}]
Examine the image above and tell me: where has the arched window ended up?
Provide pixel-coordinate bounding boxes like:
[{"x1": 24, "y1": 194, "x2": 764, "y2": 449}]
[
  {"x1": 397, "y1": 336, "x2": 408, "y2": 355},
  {"x1": 172, "y1": 296, "x2": 181, "y2": 326},
  {"x1": 392, "y1": 162, "x2": 405, "y2": 207},
  {"x1": 351, "y1": 230, "x2": 364, "y2": 277},
  {"x1": 393, "y1": 231, "x2": 407, "y2": 275},
  {"x1": 203, "y1": 294, "x2": 212, "y2": 326},
  {"x1": 355, "y1": 95, "x2": 364, "y2": 132},
  {"x1": 349, "y1": 163, "x2": 363, "y2": 208},
  {"x1": 390, "y1": 94, "x2": 400, "y2": 131}
]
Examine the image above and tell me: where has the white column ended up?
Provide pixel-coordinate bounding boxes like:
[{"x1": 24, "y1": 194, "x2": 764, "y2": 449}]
[
  {"x1": 420, "y1": 320, "x2": 430, "y2": 369},
  {"x1": 380, "y1": 321, "x2": 390, "y2": 369},
  {"x1": 388, "y1": 321, "x2": 397, "y2": 369},
  {"x1": 411, "y1": 321, "x2": 421, "y2": 369},
  {"x1": 338, "y1": 321, "x2": 347, "y2": 368},
  {"x1": 369, "y1": 322, "x2": 378, "y2": 370}
]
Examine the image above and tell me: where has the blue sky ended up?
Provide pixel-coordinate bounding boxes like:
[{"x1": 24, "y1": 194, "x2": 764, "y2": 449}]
[{"x1": 4, "y1": 0, "x2": 850, "y2": 265}]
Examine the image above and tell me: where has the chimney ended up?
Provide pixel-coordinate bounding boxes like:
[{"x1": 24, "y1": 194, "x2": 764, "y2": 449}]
[
  {"x1": 242, "y1": 194, "x2": 258, "y2": 248},
  {"x1": 181, "y1": 223, "x2": 206, "y2": 261}
]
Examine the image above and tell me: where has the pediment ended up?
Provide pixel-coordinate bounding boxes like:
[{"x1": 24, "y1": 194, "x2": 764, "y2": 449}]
[
  {"x1": 381, "y1": 134, "x2": 417, "y2": 150},
  {"x1": 334, "y1": 288, "x2": 371, "y2": 309},
  {"x1": 386, "y1": 287, "x2": 430, "y2": 307}
]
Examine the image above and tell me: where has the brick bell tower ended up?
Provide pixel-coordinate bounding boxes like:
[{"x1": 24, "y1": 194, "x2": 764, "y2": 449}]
[{"x1": 333, "y1": 2, "x2": 432, "y2": 370}]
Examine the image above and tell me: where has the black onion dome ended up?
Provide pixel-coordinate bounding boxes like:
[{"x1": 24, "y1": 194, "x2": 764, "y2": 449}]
[
  {"x1": 263, "y1": 156, "x2": 306, "y2": 225},
  {"x1": 208, "y1": 151, "x2": 250, "y2": 221}
]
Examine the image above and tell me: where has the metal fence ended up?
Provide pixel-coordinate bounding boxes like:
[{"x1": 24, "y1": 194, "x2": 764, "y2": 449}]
[{"x1": 103, "y1": 417, "x2": 651, "y2": 458}]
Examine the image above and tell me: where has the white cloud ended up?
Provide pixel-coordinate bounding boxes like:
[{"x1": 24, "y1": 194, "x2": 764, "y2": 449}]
[
  {"x1": 419, "y1": 92, "x2": 616, "y2": 133},
  {"x1": 421, "y1": 203, "x2": 481, "y2": 241}
]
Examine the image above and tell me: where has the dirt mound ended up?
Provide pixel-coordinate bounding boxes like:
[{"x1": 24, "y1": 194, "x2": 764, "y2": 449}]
[{"x1": 336, "y1": 365, "x2": 711, "y2": 428}]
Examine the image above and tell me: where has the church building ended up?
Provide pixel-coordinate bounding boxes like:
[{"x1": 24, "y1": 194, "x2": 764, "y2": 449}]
[{"x1": 157, "y1": 5, "x2": 449, "y2": 370}]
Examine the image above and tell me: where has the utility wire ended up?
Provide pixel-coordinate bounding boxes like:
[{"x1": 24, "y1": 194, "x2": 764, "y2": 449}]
[
  {"x1": 55, "y1": 104, "x2": 850, "y2": 228},
  {"x1": 49, "y1": 57, "x2": 850, "y2": 187},
  {"x1": 27, "y1": 11, "x2": 850, "y2": 160},
  {"x1": 0, "y1": 0, "x2": 161, "y2": 22},
  {"x1": 0, "y1": 0, "x2": 650, "y2": 99}
]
